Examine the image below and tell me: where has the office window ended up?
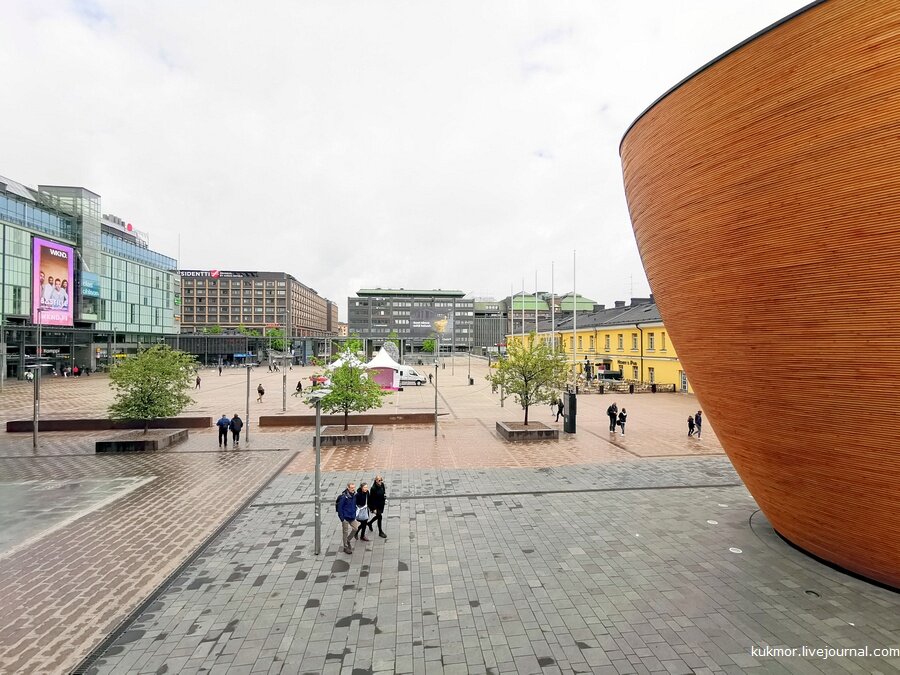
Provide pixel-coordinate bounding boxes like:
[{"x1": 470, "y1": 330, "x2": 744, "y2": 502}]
[
  {"x1": 617, "y1": 334, "x2": 623, "y2": 350},
  {"x1": 661, "y1": 332, "x2": 667, "y2": 350},
  {"x1": 648, "y1": 367, "x2": 655, "y2": 383},
  {"x1": 589, "y1": 335, "x2": 594, "y2": 350},
  {"x1": 632, "y1": 334, "x2": 638, "y2": 350},
  {"x1": 648, "y1": 333, "x2": 655, "y2": 350},
  {"x1": 577, "y1": 336, "x2": 582, "y2": 349},
  {"x1": 604, "y1": 334, "x2": 610, "y2": 351},
  {"x1": 632, "y1": 366, "x2": 639, "y2": 380}
]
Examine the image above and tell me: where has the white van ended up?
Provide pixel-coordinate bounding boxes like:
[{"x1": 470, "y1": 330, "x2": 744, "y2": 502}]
[{"x1": 399, "y1": 367, "x2": 426, "y2": 386}]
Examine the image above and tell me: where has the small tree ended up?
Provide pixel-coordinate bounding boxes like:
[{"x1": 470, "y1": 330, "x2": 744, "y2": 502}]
[
  {"x1": 108, "y1": 345, "x2": 197, "y2": 433},
  {"x1": 266, "y1": 328, "x2": 288, "y2": 352},
  {"x1": 421, "y1": 337, "x2": 436, "y2": 353},
  {"x1": 203, "y1": 325, "x2": 223, "y2": 334},
  {"x1": 313, "y1": 351, "x2": 386, "y2": 430},
  {"x1": 344, "y1": 332, "x2": 364, "y2": 354},
  {"x1": 485, "y1": 331, "x2": 567, "y2": 425}
]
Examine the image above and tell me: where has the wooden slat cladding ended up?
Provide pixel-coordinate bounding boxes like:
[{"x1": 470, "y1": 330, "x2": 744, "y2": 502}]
[{"x1": 620, "y1": 0, "x2": 900, "y2": 588}]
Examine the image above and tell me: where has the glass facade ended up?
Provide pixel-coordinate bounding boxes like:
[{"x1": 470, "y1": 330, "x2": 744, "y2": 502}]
[{"x1": 1, "y1": 175, "x2": 179, "y2": 379}]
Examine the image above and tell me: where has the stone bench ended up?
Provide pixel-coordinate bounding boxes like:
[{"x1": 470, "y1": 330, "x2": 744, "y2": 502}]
[
  {"x1": 96, "y1": 429, "x2": 189, "y2": 453},
  {"x1": 496, "y1": 421, "x2": 559, "y2": 441},
  {"x1": 314, "y1": 425, "x2": 374, "y2": 446}
]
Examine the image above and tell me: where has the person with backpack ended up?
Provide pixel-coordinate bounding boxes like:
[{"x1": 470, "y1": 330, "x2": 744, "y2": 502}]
[
  {"x1": 257, "y1": 383, "x2": 265, "y2": 403},
  {"x1": 291, "y1": 380, "x2": 303, "y2": 397},
  {"x1": 555, "y1": 397, "x2": 564, "y2": 422},
  {"x1": 230, "y1": 413, "x2": 243, "y2": 447},
  {"x1": 687, "y1": 415, "x2": 696, "y2": 437},
  {"x1": 617, "y1": 408, "x2": 628, "y2": 436},
  {"x1": 216, "y1": 414, "x2": 230, "y2": 448},
  {"x1": 607, "y1": 402, "x2": 618, "y2": 432},
  {"x1": 336, "y1": 483, "x2": 359, "y2": 554}
]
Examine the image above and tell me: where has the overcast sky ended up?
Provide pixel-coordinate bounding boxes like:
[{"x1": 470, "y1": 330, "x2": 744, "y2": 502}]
[{"x1": 1, "y1": 0, "x2": 807, "y2": 319}]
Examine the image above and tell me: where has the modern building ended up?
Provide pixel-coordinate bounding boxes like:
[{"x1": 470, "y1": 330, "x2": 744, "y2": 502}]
[
  {"x1": 347, "y1": 288, "x2": 474, "y2": 352},
  {"x1": 472, "y1": 299, "x2": 505, "y2": 353},
  {"x1": 1, "y1": 173, "x2": 179, "y2": 380},
  {"x1": 178, "y1": 270, "x2": 335, "y2": 339}
]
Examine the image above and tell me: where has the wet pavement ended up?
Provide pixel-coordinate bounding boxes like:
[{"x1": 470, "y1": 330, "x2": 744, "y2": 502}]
[{"x1": 0, "y1": 359, "x2": 896, "y2": 673}]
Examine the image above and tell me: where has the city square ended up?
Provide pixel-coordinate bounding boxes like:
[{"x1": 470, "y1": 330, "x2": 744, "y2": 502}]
[
  {"x1": 0, "y1": 361, "x2": 897, "y2": 673},
  {"x1": 2, "y1": 0, "x2": 899, "y2": 673}
]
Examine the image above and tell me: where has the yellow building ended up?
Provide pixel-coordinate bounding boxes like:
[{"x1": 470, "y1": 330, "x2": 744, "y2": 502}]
[{"x1": 506, "y1": 298, "x2": 693, "y2": 393}]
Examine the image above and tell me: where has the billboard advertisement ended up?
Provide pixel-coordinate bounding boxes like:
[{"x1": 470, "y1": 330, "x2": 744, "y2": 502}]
[
  {"x1": 81, "y1": 271, "x2": 101, "y2": 298},
  {"x1": 33, "y1": 236, "x2": 74, "y2": 326},
  {"x1": 410, "y1": 307, "x2": 455, "y2": 339}
]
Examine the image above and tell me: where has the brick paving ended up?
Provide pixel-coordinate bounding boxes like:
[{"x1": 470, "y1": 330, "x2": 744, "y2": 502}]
[
  {"x1": 87, "y1": 464, "x2": 900, "y2": 674},
  {"x1": 0, "y1": 451, "x2": 294, "y2": 673},
  {"x1": 4, "y1": 358, "x2": 895, "y2": 674}
]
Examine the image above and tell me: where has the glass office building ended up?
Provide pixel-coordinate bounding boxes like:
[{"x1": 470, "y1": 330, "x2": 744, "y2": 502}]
[{"x1": 0, "y1": 174, "x2": 179, "y2": 381}]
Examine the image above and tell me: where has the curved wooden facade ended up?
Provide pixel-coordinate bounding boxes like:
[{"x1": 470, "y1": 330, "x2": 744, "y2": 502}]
[{"x1": 620, "y1": 0, "x2": 900, "y2": 588}]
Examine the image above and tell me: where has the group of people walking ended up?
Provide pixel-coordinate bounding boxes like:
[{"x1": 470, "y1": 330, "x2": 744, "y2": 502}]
[
  {"x1": 215, "y1": 413, "x2": 244, "y2": 447},
  {"x1": 336, "y1": 477, "x2": 388, "y2": 554},
  {"x1": 606, "y1": 402, "x2": 628, "y2": 435},
  {"x1": 688, "y1": 410, "x2": 703, "y2": 438}
]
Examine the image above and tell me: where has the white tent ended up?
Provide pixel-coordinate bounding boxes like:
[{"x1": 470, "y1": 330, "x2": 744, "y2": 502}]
[
  {"x1": 366, "y1": 348, "x2": 402, "y2": 389},
  {"x1": 326, "y1": 352, "x2": 366, "y2": 371}
]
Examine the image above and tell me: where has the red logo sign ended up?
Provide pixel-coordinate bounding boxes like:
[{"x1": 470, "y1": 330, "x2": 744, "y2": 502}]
[{"x1": 210, "y1": 270, "x2": 220, "y2": 278}]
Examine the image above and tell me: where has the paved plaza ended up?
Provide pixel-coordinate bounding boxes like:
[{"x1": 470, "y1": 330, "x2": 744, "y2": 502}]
[{"x1": 0, "y1": 359, "x2": 897, "y2": 674}]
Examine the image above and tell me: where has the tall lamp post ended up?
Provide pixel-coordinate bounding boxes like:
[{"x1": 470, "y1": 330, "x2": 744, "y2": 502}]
[
  {"x1": 245, "y1": 363, "x2": 251, "y2": 445},
  {"x1": 434, "y1": 360, "x2": 438, "y2": 437},
  {"x1": 306, "y1": 387, "x2": 331, "y2": 556}
]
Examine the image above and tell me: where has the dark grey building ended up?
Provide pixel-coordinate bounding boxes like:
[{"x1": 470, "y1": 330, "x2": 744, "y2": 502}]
[
  {"x1": 473, "y1": 300, "x2": 506, "y2": 353},
  {"x1": 347, "y1": 288, "x2": 474, "y2": 351}
]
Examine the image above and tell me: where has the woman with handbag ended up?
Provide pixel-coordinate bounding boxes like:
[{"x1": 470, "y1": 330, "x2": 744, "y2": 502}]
[
  {"x1": 354, "y1": 482, "x2": 371, "y2": 542},
  {"x1": 366, "y1": 475, "x2": 387, "y2": 539}
]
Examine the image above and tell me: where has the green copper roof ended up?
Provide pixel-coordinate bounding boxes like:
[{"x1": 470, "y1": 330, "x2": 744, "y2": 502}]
[
  {"x1": 558, "y1": 294, "x2": 595, "y2": 311},
  {"x1": 510, "y1": 297, "x2": 550, "y2": 311}
]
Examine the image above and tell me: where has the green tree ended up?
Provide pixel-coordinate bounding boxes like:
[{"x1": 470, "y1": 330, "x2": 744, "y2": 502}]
[
  {"x1": 108, "y1": 345, "x2": 197, "y2": 433},
  {"x1": 237, "y1": 324, "x2": 261, "y2": 337},
  {"x1": 485, "y1": 332, "x2": 568, "y2": 425},
  {"x1": 203, "y1": 325, "x2": 223, "y2": 335},
  {"x1": 421, "y1": 337, "x2": 436, "y2": 353},
  {"x1": 265, "y1": 328, "x2": 288, "y2": 352},
  {"x1": 385, "y1": 330, "x2": 400, "y2": 349},
  {"x1": 344, "y1": 332, "x2": 364, "y2": 354},
  {"x1": 312, "y1": 350, "x2": 386, "y2": 430}
]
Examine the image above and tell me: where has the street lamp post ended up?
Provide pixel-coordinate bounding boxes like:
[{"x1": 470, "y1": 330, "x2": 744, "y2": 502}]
[
  {"x1": 245, "y1": 364, "x2": 251, "y2": 445},
  {"x1": 306, "y1": 387, "x2": 331, "y2": 556},
  {"x1": 434, "y1": 361, "x2": 438, "y2": 437}
]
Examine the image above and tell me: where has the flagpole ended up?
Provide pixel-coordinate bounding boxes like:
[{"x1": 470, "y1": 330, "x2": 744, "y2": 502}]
[
  {"x1": 572, "y1": 250, "x2": 577, "y2": 374},
  {"x1": 551, "y1": 261, "x2": 555, "y2": 350},
  {"x1": 534, "y1": 270, "x2": 538, "y2": 338}
]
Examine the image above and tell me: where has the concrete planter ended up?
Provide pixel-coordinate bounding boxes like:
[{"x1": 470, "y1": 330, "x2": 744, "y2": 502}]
[
  {"x1": 315, "y1": 425, "x2": 374, "y2": 446},
  {"x1": 496, "y1": 421, "x2": 559, "y2": 441},
  {"x1": 96, "y1": 429, "x2": 189, "y2": 453}
]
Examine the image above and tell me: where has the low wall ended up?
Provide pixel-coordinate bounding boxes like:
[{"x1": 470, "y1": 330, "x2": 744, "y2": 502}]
[
  {"x1": 6, "y1": 417, "x2": 212, "y2": 432},
  {"x1": 259, "y1": 413, "x2": 435, "y2": 427},
  {"x1": 96, "y1": 429, "x2": 189, "y2": 453}
]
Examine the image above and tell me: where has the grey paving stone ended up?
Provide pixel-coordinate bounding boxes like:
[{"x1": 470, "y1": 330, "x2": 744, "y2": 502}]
[{"x1": 86, "y1": 461, "x2": 899, "y2": 675}]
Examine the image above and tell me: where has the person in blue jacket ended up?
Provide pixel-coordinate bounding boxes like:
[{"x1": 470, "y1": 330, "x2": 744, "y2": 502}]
[
  {"x1": 336, "y1": 483, "x2": 359, "y2": 554},
  {"x1": 216, "y1": 414, "x2": 230, "y2": 448}
]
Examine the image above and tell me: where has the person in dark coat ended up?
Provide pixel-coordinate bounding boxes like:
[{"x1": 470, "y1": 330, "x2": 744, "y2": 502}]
[
  {"x1": 230, "y1": 413, "x2": 243, "y2": 446},
  {"x1": 617, "y1": 408, "x2": 627, "y2": 436},
  {"x1": 365, "y1": 475, "x2": 387, "y2": 538},
  {"x1": 354, "y1": 482, "x2": 371, "y2": 542},
  {"x1": 555, "y1": 398, "x2": 564, "y2": 422},
  {"x1": 687, "y1": 415, "x2": 696, "y2": 437},
  {"x1": 216, "y1": 414, "x2": 230, "y2": 447},
  {"x1": 607, "y1": 402, "x2": 618, "y2": 432},
  {"x1": 337, "y1": 483, "x2": 359, "y2": 554},
  {"x1": 694, "y1": 411, "x2": 703, "y2": 439}
]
